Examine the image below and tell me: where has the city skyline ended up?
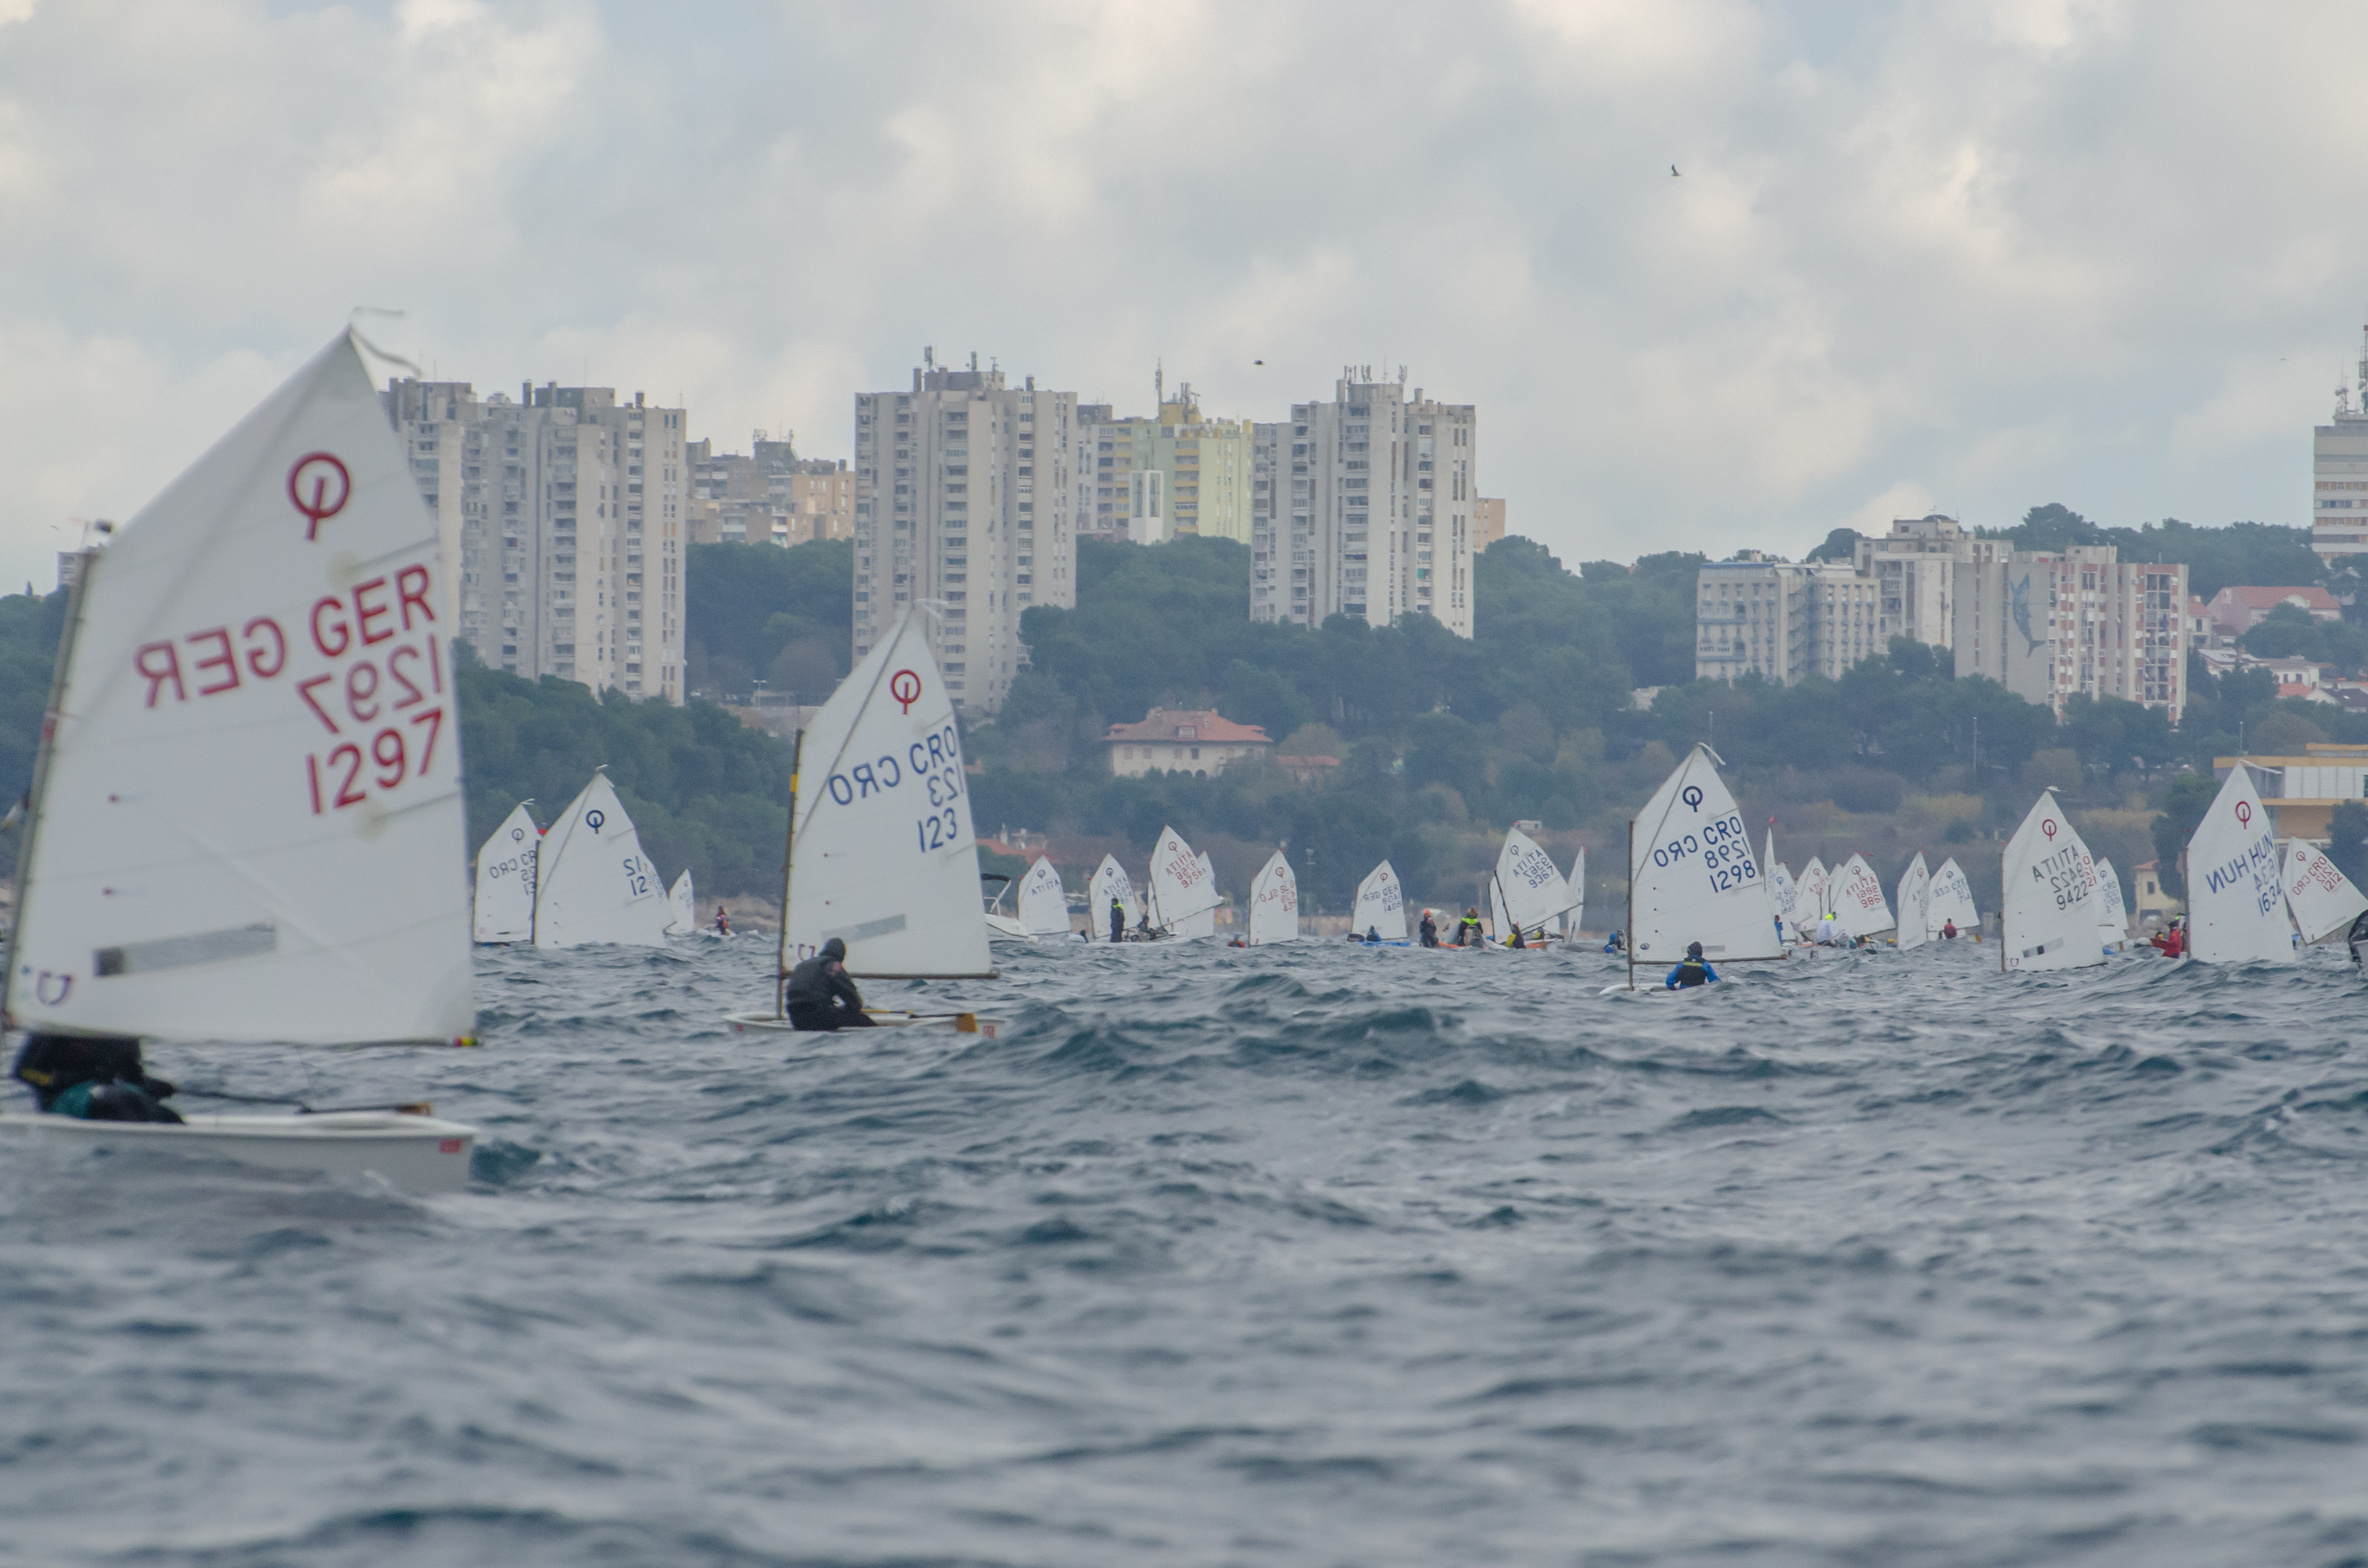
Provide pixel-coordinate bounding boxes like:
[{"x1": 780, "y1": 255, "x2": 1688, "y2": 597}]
[{"x1": 5, "y1": 4, "x2": 2368, "y2": 598}]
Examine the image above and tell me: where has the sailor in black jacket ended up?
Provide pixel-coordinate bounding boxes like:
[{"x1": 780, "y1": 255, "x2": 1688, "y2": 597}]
[{"x1": 784, "y1": 937, "x2": 875, "y2": 1030}]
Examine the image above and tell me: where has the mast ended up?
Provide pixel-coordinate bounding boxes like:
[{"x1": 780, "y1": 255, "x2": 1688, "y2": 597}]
[
  {"x1": 2, "y1": 552, "x2": 96, "y2": 1030},
  {"x1": 1626, "y1": 817, "x2": 1636, "y2": 992},
  {"x1": 1998, "y1": 844, "x2": 2007, "y2": 973},
  {"x1": 772, "y1": 728, "x2": 802, "y2": 1019}
]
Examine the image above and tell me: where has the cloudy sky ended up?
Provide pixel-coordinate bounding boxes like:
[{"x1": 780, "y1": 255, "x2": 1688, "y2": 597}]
[{"x1": 0, "y1": 0, "x2": 2362, "y2": 590}]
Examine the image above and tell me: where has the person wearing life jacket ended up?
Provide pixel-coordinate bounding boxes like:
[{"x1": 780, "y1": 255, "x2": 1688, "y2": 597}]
[
  {"x1": 1367, "y1": 925, "x2": 1381, "y2": 944},
  {"x1": 1418, "y1": 910, "x2": 1440, "y2": 948},
  {"x1": 1109, "y1": 897, "x2": 1126, "y2": 944},
  {"x1": 714, "y1": 904, "x2": 730, "y2": 936},
  {"x1": 1457, "y1": 907, "x2": 1483, "y2": 947},
  {"x1": 2149, "y1": 918, "x2": 2184, "y2": 958},
  {"x1": 1665, "y1": 941, "x2": 1718, "y2": 989},
  {"x1": 1941, "y1": 918, "x2": 1957, "y2": 940},
  {"x1": 1508, "y1": 923, "x2": 1527, "y2": 949},
  {"x1": 11, "y1": 1034, "x2": 183, "y2": 1122},
  {"x1": 784, "y1": 937, "x2": 873, "y2": 1029},
  {"x1": 1603, "y1": 929, "x2": 1625, "y2": 954}
]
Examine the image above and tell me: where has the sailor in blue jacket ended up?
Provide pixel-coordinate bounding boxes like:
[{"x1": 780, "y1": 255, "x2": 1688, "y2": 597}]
[{"x1": 1665, "y1": 941, "x2": 1718, "y2": 989}]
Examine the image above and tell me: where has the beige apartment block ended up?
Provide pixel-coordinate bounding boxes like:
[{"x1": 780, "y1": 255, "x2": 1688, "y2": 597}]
[
  {"x1": 1956, "y1": 547, "x2": 2187, "y2": 720},
  {"x1": 1249, "y1": 369, "x2": 1476, "y2": 636},
  {"x1": 1084, "y1": 375, "x2": 1254, "y2": 546},
  {"x1": 1694, "y1": 556, "x2": 1873, "y2": 684},
  {"x1": 1475, "y1": 498, "x2": 1506, "y2": 550},
  {"x1": 852, "y1": 354, "x2": 1077, "y2": 713}
]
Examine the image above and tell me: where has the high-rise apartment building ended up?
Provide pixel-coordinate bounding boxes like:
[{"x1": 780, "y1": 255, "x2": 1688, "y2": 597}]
[
  {"x1": 383, "y1": 378, "x2": 688, "y2": 702},
  {"x1": 687, "y1": 437, "x2": 855, "y2": 546},
  {"x1": 2314, "y1": 324, "x2": 2368, "y2": 566},
  {"x1": 1852, "y1": 515, "x2": 2008, "y2": 650},
  {"x1": 1248, "y1": 370, "x2": 1476, "y2": 635},
  {"x1": 851, "y1": 356, "x2": 1077, "y2": 713},
  {"x1": 1084, "y1": 377, "x2": 1254, "y2": 546},
  {"x1": 1956, "y1": 547, "x2": 2187, "y2": 719},
  {"x1": 1693, "y1": 557, "x2": 1877, "y2": 684}
]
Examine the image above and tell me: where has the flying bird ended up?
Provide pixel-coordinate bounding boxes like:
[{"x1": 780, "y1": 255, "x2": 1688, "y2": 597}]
[
  {"x1": 1254, "y1": 359, "x2": 1264, "y2": 366},
  {"x1": 1671, "y1": 164, "x2": 1681, "y2": 177}
]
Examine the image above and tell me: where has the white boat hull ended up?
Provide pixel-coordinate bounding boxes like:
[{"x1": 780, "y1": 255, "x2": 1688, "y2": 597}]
[
  {"x1": 726, "y1": 1009, "x2": 999, "y2": 1038},
  {"x1": 0, "y1": 1109, "x2": 477, "y2": 1193}
]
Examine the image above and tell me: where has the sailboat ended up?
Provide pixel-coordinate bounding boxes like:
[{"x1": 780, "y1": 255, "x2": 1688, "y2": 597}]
[
  {"x1": 1248, "y1": 851, "x2": 1300, "y2": 944},
  {"x1": 727, "y1": 609, "x2": 999, "y2": 1033},
  {"x1": 1087, "y1": 854, "x2": 1143, "y2": 941},
  {"x1": 2183, "y1": 767, "x2": 2293, "y2": 965},
  {"x1": 533, "y1": 770, "x2": 671, "y2": 949},
  {"x1": 1766, "y1": 830, "x2": 1801, "y2": 943},
  {"x1": 1621, "y1": 744, "x2": 1783, "y2": 989},
  {"x1": 1999, "y1": 790, "x2": 2104, "y2": 972},
  {"x1": 1895, "y1": 853, "x2": 1930, "y2": 952},
  {"x1": 1353, "y1": 860, "x2": 1409, "y2": 942},
  {"x1": 995, "y1": 856, "x2": 1075, "y2": 941},
  {"x1": 1492, "y1": 824, "x2": 1573, "y2": 946},
  {"x1": 1560, "y1": 846, "x2": 1586, "y2": 941},
  {"x1": 1828, "y1": 853, "x2": 1895, "y2": 944},
  {"x1": 1794, "y1": 856, "x2": 1830, "y2": 943},
  {"x1": 2283, "y1": 839, "x2": 2368, "y2": 945},
  {"x1": 1177, "y1": 852, "x2": 1220, "y2": 939},
  {"x1": 1488, "y1": 873, "x2": 1515, "y2": 948},
  {"x1": 665, "y1": 869, "x2": 696, "y2": 936},
  {"x1": 2091, "y1": 858, "x2": 2126, "y2": 951},
  {"x1": 1147, "y1": 825, "x2": 1220, "y2": 939},
  {"x1": 0, "y1": 329, "x2": 477, "y2": 1191},
  {"x1": 473, "y1": 802, "x2": 540, "y2": 944},
  {"x1": 1928, "y1": 856, "x2": 1980, "y2": 939}
]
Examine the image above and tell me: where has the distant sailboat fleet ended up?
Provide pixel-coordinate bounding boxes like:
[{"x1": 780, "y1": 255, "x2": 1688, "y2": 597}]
[{"x1": 469, "y1": 770, "x2": 702, "y2": 948}]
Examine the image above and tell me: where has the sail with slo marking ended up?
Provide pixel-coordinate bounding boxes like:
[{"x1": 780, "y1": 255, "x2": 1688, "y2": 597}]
[
  {"x1": 2, "y1": 331, "x2": 474, "y2": 1044},
  {"x1": 1895, "y1": 853, "x2": 1930, "y2": 951},
  {"x1": 1248, "y1": 851, "x2": 1300, "y2": 944},
  {"x1": 1828, "y1": 853, "x2": 1894, "y2": 939},
  {"x1": 1496, "y1": 825, "x2": 1571, "y2": 938},
  {"x1": 2000, "y1": 790, "x2": 2104, "y2": 971},
  {"x1": 1629, "y1": 744, "x2": 1782, "y2": 966},
  {"x1": 2092, "y1": 858, "x2": 2125, "y2": 950},
  {"x1": 474, "y1": 803, "x2": 540, "y2": 945},
  {"x1": 1088, "y1": 854, "x2": 1140, "y2": 940},
  {"x1": 665, "y1": 869, "x2": 695, "y2": 935},
  {"x1": 1177, "y1": 852, "x2": 1220, "y2": 939},
  {"x1": 1149, "y1": 825, "x2": 1219, "y2": 933},
  {"x1": 1017, "y1": 857, "x2": 1071, "y2": 936},
  {"x1": 2283, "y1": 839, "x2": 2368, "y2": 943},
  {"x1": 778, "y1": 609, "x2": 993, "y2": 978},
  {"x1": 1928, "y1": 857, "x2": 1979, "y2": 937},
  {"x1": 2184, "y1": 767, "x2": 2294, "y2": 965},
  {"x1": 534, "y1": 772, "x2": 670, "y2": 949},
  {"x1": 1353, "y1": 861, "x2": 1408, "y2": 941}
]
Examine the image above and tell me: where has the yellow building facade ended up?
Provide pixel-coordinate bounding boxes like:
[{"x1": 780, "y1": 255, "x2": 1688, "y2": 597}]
[{"x1": 1098, "y1": 381, "x2": 1253, "y2": 545}]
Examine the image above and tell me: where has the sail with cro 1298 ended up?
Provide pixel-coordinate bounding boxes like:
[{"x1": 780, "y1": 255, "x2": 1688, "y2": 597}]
[{"x1": 1627, "y1": 744, "x2": 1782, "y2": 967}]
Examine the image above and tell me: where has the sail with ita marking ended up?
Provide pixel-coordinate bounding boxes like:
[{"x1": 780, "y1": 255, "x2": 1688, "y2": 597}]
[
  {"x1": 1016, "y1": 857, "x2": 1072, "y2": 937},
  {"x1": 2000, "y1": 790, "x2": 2103, "y2": 972}
]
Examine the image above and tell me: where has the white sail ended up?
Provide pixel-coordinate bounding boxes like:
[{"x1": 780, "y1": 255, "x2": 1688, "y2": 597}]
[
  {"x1": 534, "y1": 772, "x2": 671, "y2": 949},
  {"x1": 1563, "y1": 846, "x2": 1586, "y2": 938},
  {"x1": 1088, "y1": 854, "x2": 1141, "y2": 941},
  {"x1": 1629, "y1": 744, "x2": 1782, "y2": 966},
  {"x1": 1353, "y1": 860, "x2": 1408, "y2": 941},
  {"x1": 2184, "y1": 767, "x2": 2294, "y2": 965},
  {"x1": 2283, "y1": 839, "x2": 2368, "y2": 943},
  {"x1": 1828, "y1": 853, "x2": 1895, "y2": 939},
  {"x1": 1149, "y1": 824, "x2": 1220, "y2": 929},
  {"x1": 781, "y1": 609, "x2": 993, "y2": 978},
  {"x1": 1017, "y1": 857, "x2": 1072, "y2": 936},
  {"x1": 1895, "y1": 853, "x2": 1930, "y2": 951},
  {"x1": 1928, "y1": 856, "x2": 1979, "y2": 937},
  {"x1": 1766, "y1": 830, "x2": 1801, "y2": 941},
  {"x1": 1496, "y1": 825, "x2": 1572, "y2": 936},
  {"x1": 473, "y1": 803, "x2": 540, "y2": 945},
  {"x1": 1796, "y1": 856, "x2": 1830, "y2": 933},
  {"x1": 2001, "y1": 790, "x2": 2104, "y2": 971},
  {"x1": 5, "y1": 331, "x2": 471, "y2": 1045},
  {"x1": 2092, "y1": 858, "x2": 2125, "y2": 949},
  {"x1": 1176, "y1": 852, "x2": 1220, "y2": 939},
  {"x1": 1488, "y1": 874, "x2": 1513, "y2": 945},
  {"x1": 1248, "y1": 850, "x2": 1300, "y2": 944},
  {"x1": 666, "y1": 869, "x2": 695, "y2": 935}
]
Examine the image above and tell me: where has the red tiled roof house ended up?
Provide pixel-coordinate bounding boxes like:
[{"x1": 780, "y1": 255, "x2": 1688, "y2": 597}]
[{"x1": 1104, "y1": 708, "x2": 1271, "y2": 778}]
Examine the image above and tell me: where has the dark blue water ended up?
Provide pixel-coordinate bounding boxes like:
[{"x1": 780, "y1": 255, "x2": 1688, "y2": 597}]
[{"x1": 8, "y1": 936, "x2": 2368, "y2": 1566}]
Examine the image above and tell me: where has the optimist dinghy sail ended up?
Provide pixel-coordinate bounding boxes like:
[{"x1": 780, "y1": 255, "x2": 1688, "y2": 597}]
[
  {"x1": 1088, "y1": 855, "x2": 1142, "y2": 940},
  {"x1": 1928, "y1": 857, "x2": 1979, "y2": 937},
  {"x1": 1496, "y1": 825, "x2": 1572, "y2": 941},
  {"x1": 0, "y1": 328, "x2": 477, "y2": 1190},
  {"x1": 2000, "y1": 790, "x2": 2104, "y2": 972},
  {"x1": 1795, "y1": 857, "x2": 1829, "y2": 935},
  {"x1": 2092, "y1": 858, "x2": 2125, "y2": 950},
  {"x1": 1767, "y1": 831, "x2": 1801, "y2": 941},
  {"x1": 2184, "y1": 766, "x2": 2294, "y2": 965},
  {"x1": 1353, "y1": 861, "x2": 1409, "y2": 941},
  {"x1": 474, "y1": 803, "x2": 540, "y2": 944},
  {"x1": 1829, "y1": 854, "x2": 1894, "y2": 941},
  {"x1": 1895, "y1": 853, "x2": 1930, "y2": 951},
  {"x1": 2283, "y1": 839, "x2": 2368, "y2": 943},
  {"x1": 534, "y1": 772, "x2": 670, "y2": 949},
  {"x1": 1149, "y1": 826, "x2": 1220, "y2": 935},
  {"x1": 1016, "y1": 857, "x2": 1072, "y2": 937},
  {"x1": 1627, "y1": 744, "x2": 1782, "y2": 986},
  {"x1": 1248, "y1": 851, "x2": 1300, "y2": 944},
  {"x1": 1563, "y1": 846, "x2": 1586, "y2": 939},
  {"x1": 665, "y1": 870, "x2": 696, "y2": 935},
  {"x1": 1177, "y1": 852, "x2": 1220, "y2": 939}
]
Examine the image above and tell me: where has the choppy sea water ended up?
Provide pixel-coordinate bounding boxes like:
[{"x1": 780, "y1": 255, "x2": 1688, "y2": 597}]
[{"x1": 9, "y1": 934, "x2": 2368, "y2": 1566}]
